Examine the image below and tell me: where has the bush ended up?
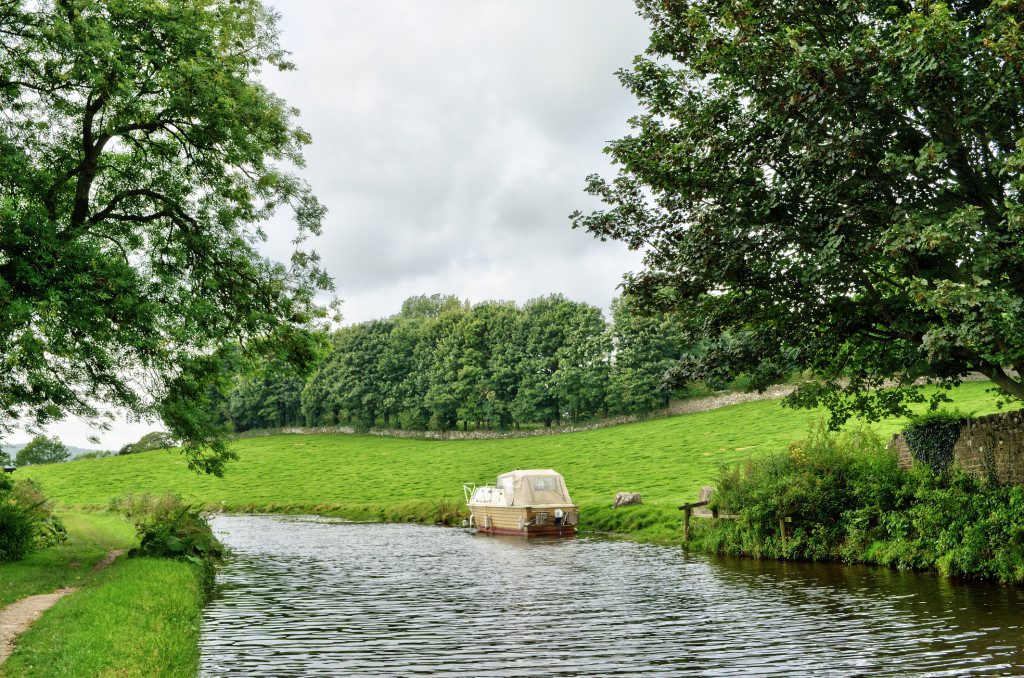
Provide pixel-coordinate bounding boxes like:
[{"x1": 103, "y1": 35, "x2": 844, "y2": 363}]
[
  {"x1": 902, "y1": 408, "x2": 973, "y2": 475},
  {"x1": 0, "y1": 501, "x2": 36, "y2": 563},
  {"x1": 0, "y1": 476, "x2": 66, "y2": 561},
  {"x1": 112, "y1": 493, "x2": 223, "y2": 585},
  {"x1": 11, "y1": 478, "x2": 67, "y2": 549},
  {"x1": 74, "y1": 450, "x2": 114, "y2": 461},
  {"x1": 695, "y1": 422, "x2": 1024, "y2": 581}
]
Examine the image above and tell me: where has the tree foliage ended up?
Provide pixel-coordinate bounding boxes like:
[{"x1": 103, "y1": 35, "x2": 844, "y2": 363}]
[
  {"x1": 227, "y1": 294, "x2": 698, "y2": 433},
  {"x1": 15, "y1": 434, "x2": 70, "y2": 466},
  {"x1": 0, "y1": 0, "x2": 331, "y2": 474},
  {"x1": 574, "y1": 0, "x2": 1024, "y2": 425},
  {"x1": 117, "y1": 431, "x2": 178, "y2": 456}
]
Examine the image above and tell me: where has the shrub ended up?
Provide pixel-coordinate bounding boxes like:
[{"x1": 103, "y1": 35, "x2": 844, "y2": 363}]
[
  {"x1": 0, "y1": 476, "x2": 67, "y2": 561},
  {"x1": 0, "y1": 502, "x2": 36, "y2": 563},
  {"x1": 113, "y1": 493, "x2": 223, "y2": 585},
  {"x1": 74, "y1": 450, "x2": 114, "y2": 460},
  {"x1": 902, "y1": 408, "x2": 973, "y2": 474},
  {"x1": 696, "y1": 421, "x2": 1024, "y2": 581},
  {"x1": 11, "y1": 478, "x2": 67, "y2": 549}
]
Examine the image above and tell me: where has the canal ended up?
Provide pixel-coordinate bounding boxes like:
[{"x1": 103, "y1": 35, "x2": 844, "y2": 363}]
[{"x1": 200, "y1": 515, "x2": 1024, "y2": 676}]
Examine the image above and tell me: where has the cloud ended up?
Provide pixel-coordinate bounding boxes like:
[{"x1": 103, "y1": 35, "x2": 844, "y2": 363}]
[{"x1": 259, "y1": 0, "x2": 650, "y2": 322}]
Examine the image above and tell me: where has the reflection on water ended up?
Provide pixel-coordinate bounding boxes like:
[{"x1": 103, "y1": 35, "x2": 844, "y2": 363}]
[{"x1": 200, "y1": 515, "x2": 1024, "y2": 677}]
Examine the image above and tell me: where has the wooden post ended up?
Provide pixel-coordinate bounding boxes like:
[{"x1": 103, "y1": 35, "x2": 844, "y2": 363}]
[
  {"x1": 779, "y1": 517, "x2": 787, "y2": 556},
  {"x1": 679, "y1": 499, "x2": 709, "y2": 546}
]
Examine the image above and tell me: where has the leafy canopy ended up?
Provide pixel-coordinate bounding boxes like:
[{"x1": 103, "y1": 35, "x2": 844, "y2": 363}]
[
  {"x1": 0, "y1": 0, "x2": 332, "y2": 473},
  {"x1": 574, "y1": 0, "x2": 1024, "y2": 425}
]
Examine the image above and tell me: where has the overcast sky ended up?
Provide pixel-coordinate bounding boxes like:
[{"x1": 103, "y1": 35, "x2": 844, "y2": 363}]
[{"x1": 24, "y1": 0, "x2": 651, "y2": 450}]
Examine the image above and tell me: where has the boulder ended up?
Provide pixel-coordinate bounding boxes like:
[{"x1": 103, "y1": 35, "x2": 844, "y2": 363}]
[{"x1": 613, "y1": 492, "x2": 643, "y2": 508}]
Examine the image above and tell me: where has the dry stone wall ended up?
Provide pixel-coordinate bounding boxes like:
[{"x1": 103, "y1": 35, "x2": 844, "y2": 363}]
[{"x1": 890, "y1": 410, "x2": 1024, "y2": 485}]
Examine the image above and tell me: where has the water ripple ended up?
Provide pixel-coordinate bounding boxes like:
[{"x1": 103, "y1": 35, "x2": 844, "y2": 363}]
[{"x1": 200, "y1": 516, "x2": 1024, "y2": 677}]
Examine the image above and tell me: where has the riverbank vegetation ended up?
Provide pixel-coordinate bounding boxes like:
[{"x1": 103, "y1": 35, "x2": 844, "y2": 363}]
[{"x1": 689, "y1": 423, "x2": 1024, "y2": 582}]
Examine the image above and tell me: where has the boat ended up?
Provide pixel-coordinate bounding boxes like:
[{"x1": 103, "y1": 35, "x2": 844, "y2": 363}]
[{"x1": 463, "y1": 469, "x2": 579, "y2": 537}]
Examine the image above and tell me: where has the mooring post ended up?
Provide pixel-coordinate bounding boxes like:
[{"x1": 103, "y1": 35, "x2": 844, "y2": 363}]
[{"x1": 683, "y1": 506, "x2": 692, "y2": 544}]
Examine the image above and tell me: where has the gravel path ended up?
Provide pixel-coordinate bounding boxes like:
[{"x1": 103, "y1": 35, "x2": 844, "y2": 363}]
[{"x1": 0, "y1": 549, "x2": 126, "y2": 664}]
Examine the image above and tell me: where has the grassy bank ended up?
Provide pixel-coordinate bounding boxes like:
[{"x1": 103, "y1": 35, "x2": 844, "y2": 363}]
[
  {"x1": 1, "y1": 557, "x2": 206, "y2": 678},
  {"x1": 0, "y1": 513, "x2": 134, "y2": 608},
  {"x1": 1, "y1": 513, "x2": 207, "y2": 678},
  {"x1": 22, "y1": 381, "x2": 1015, "y2": 544}
]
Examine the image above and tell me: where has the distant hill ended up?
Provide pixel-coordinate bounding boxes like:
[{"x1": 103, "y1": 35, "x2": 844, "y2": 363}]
[{"x1": 2, "y1": 443, "x2": 105, "y2": 461}]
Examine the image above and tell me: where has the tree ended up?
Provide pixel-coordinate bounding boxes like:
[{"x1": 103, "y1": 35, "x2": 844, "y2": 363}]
[
  {"x1": 117, "y1": 431, "x2": 177, "y2": 456},
  {"x1": 574, "y1": 0, "x2": 1024, "y2": 425},
  {"x1": 15, "y1": 435, "x2": 70, "y2": 466},
  {"x1": 513, "y1": 295, "x2": 609, "y2": 426},
  {"x1": 0, "y1": 1, "x2": 331, "y2": 473},
  {"x1": 608, "y1": 295, "x2": 687, "y2": 414}
]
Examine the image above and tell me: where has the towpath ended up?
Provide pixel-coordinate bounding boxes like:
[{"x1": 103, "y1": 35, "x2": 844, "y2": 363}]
[{"x1": 0, "y1": 549, "x2": 126, "y2": 664}]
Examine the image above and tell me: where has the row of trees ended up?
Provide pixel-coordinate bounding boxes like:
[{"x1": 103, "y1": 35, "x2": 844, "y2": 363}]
[{"x1": 213, "y1": 293, "x2": 697, "y2": 433}]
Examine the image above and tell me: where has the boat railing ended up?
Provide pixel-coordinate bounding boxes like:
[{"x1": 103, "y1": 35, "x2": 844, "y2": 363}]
[{"x1": 462, "y1": 483, "x2": 476, "y2": 504}]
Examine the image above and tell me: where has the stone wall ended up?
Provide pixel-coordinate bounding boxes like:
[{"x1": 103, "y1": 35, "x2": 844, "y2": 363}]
[{"x1": 890, "y1": 411, "x2": 1024, "y2": 485}]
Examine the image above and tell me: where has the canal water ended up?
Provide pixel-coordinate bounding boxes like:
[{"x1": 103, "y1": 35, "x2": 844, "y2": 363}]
[{"x1": 200, "y1": 515, "x2": 1024, "y2": 676}]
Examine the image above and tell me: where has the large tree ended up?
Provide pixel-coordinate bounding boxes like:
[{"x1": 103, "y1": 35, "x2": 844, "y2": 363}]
[
  {"x1": 574, "y1": 0, "x2": 1024, "y2": 424},
  {"x1": 0, "y1": 0, "x2": 331, "y2": 472}
]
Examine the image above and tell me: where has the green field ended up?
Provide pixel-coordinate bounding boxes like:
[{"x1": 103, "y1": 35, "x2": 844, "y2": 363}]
[{"x1": 22, "y1": 381, "x2": 1016, "y2": 540}]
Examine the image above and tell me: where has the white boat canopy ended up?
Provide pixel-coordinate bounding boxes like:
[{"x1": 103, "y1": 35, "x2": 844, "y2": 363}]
[{"x1": 496, "y1": 469, "x2": 573, "y2": 507}]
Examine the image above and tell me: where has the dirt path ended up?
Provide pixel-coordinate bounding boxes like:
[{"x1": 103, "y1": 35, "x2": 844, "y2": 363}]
[{"x1": 0, "y1": 549, "x2": 127, "y2": 664}]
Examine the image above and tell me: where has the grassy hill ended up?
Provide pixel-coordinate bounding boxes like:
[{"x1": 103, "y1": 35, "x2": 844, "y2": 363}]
[{"x1": 20, "y1": 380, "x2": 1017, "y2": 544}]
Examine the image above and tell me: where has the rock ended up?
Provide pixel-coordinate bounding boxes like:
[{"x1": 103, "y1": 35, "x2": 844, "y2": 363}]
[{"x1": 613, "y1": 492, "x2": 643, "y2": 508}]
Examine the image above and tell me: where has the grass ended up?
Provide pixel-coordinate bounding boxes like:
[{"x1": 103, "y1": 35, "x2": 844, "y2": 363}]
[
  {"x1": 21, "y1": 381, "x2": 1017, "y2": 543},
  {"x1": 0, "y1": 513, "x2": 135, "y2": 608},
  {"x1": 1, "y1": 557, "x2": 206, "y2": 678}
]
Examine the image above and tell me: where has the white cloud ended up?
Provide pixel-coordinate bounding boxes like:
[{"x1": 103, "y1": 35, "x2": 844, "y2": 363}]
[{"x1": 258, "y1": 0, "x2": 649, "y2": 321}]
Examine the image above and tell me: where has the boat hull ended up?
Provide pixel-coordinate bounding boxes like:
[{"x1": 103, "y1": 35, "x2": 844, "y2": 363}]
[
  {"x1": 468, "y1": 504, "x2": 578, "y2": 537},
  {"x1": 477, "y1": 524, "x2": 577, "y2": 537}
]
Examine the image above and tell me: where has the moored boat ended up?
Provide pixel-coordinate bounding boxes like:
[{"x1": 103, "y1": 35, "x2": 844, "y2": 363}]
[{"x1": 464, "y1": 469, "x2": 579, "y2": 537}]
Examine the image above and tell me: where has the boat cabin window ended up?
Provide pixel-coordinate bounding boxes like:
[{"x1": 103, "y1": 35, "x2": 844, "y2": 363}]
[{"x1": 531, "y1": 476, "x2": 559, "y2": 492}]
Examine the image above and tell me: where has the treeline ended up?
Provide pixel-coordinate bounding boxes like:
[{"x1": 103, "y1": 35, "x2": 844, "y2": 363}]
[{"x1": 214, "y1": 293, "x2": 696, "y2": 433}]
